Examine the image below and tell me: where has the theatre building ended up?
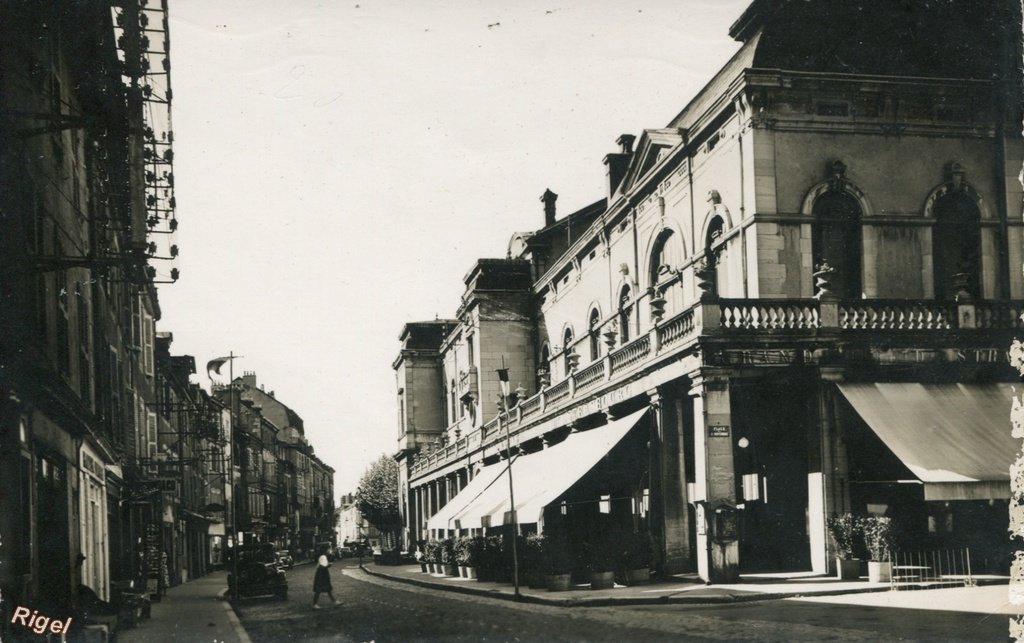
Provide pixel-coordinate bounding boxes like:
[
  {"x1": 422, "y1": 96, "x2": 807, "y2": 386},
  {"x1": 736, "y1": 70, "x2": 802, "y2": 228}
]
[{"x1": 392, "y1": 0, "x2": 1022, "y2": 582}]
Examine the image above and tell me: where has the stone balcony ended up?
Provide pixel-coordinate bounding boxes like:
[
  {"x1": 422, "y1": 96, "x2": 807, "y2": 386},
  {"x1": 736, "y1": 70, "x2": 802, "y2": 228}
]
[{"x1": 409, "y1": 297, "x2": 1023, "y2": 480}]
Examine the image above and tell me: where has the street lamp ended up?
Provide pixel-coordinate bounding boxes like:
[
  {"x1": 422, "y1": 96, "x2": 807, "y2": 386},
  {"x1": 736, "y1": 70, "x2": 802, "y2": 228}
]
[{"x1": 495, "y1": 363, "x2": 520, "y2": 599}]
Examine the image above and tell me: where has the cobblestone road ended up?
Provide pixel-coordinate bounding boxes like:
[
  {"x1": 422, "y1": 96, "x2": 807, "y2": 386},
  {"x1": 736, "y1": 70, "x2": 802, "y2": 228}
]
[{"x1": 232, "y1": 559, "x2": 1006, "y2": 642}]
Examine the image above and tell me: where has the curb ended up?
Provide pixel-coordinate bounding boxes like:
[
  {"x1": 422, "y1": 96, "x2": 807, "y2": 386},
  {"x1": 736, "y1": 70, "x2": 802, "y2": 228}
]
[
  {"x1": 358, "y1": 564, "x2": 896, "y2": 607},
  {"x1": 218, "y1": 588, "x2": 254, "y2": 643}
]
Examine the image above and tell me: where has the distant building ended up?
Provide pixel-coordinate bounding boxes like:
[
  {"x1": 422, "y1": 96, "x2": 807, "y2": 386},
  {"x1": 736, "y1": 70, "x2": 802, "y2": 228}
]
[{"x1": 394, "y1": 0, "x2": 1022, "y2": 583}]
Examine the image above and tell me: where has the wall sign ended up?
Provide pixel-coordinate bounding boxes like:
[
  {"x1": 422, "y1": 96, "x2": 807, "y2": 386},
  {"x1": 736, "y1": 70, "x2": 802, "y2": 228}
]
[{"x1": 709, "y1": 425, "x2": 730, "y2": 437}]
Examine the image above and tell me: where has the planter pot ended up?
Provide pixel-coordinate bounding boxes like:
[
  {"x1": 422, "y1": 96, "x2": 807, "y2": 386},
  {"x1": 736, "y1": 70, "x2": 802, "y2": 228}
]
[
  {"x1": 590, "y1": 570, "x2": 615, "y2": 590},
  {"x1": 868, "y1": 561, "x2": 892, "y2": 583},
  {"x1": 465, "y1": 566, "x2": 478, "y2": 580},
  {"x1": 458, "y1": 565, "x2": 468, "y2": 578},
  {"x1": 419, "y1": 562, "x2": 428, "y2": 573},
  {"x1": 545, "y1": 573, "x2": 572, "y2": 592},
  {"x1": 625, "y1": 568, "x2": 650, "y2": 585},
  {"x1": 836, "y1": 558, "x2": 860, "y2": 580},
  {"x1": 443, "y1": 563, "x2": 458, "y2": 576},
  {"x1": 427, "y1": 562, "x2": 436, "y2": 574}
]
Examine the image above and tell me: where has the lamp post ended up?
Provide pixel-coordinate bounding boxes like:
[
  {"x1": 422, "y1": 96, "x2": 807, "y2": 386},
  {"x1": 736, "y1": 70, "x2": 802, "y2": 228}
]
[{"x1": 496, "y1": 363, "x2": 519, "y2": 599}]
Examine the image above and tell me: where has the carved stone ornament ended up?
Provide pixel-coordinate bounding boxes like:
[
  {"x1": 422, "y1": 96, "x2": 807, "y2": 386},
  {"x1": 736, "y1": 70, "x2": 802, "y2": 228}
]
[
  {"x1": 813, "y1": 261, "x2": 837, "y2": 301},
  {"x1": 602, "y1": 321, "x2": 619, "y2": 349},
  {"x1": 707, "y1": 189, "x2": 722, "y2": 205},
  {"x1": 649, "y1": 287, "x2": 668, "y2": 323},
  {"x1": 826, "y1": 160, "x2": 847, "y2": 193},
  {"x1": 694, "y1": 256, "x2": 717, "y2": 295},
  {"x1": 947, "y1": 161, "x2": 966, "y2": 193}
]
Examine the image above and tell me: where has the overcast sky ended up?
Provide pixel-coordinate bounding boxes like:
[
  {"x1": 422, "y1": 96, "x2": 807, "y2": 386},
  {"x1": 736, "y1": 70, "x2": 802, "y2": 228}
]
[{"x1": 159, "y1": 0, "x2": 749, "y2": 494}]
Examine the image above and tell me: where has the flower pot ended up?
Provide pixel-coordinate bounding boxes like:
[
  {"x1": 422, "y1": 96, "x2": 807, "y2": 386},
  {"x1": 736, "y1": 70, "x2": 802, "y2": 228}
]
[
  {"x1": 466, "y1": 566, "x2": 478, "y2": 580},
  {"x1": 458, "y1": 565, "x2": 468, "y2": 578},
  {"x1": 428, "y1": 562, "x2": 437, "y2": 574},
  {"x1": 443, "y1": 563, "x2": 458, "y2": 576},
  {"x1": 836, "y1": 558, "x2": 860, "y2": 580},
  {"x1": 419, "y1": 562, "x2": 428, "y2": 573},
  {"x1": 545, "y1": 573, "x2": 572, "y2": 592},
  {"x1": 868, "y1": 561, "x2": 892, "y2": 583},
  {"x1": 625, "y1": 568, "x2": 650, "y2": 585},
  {"x1": 590, "y1": 570, "x2": 614, "y2": 590}
]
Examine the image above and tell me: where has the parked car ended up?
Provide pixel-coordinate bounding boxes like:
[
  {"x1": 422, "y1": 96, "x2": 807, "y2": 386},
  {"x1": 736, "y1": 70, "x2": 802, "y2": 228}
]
[
  {"x1": 275, "y1": 550, "x2": 294, "y2": 569},
  {"x1": 228, "y1": 561, "x2": 288, "y2": 600},
  {"x1": 336, "y1": 546, "x2": 353, "y2": 559}
]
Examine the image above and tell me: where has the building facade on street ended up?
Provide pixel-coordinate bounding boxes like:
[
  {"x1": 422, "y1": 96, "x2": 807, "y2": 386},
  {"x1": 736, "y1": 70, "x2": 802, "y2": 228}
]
[
  {"x1": 394, "y1": 0, "x2": 1023, "y2": 583},
  {"x1": 216, "y1": 373, "x2": 336, "y2": 559},
  {"x1": 0, "y1": 0, "x2": 181, "y2": 619}
]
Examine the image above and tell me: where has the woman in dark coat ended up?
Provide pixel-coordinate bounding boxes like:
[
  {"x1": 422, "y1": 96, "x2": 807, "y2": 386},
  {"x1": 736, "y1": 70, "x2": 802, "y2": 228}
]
[{"x1": 312, "y1": 553, "x2": 337, "y2": 608}]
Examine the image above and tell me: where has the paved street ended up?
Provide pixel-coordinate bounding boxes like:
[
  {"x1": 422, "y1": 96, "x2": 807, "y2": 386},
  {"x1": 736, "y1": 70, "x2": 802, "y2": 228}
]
[{"x1": 233, "y1": 559, "x2": 1009, "y2": 642}]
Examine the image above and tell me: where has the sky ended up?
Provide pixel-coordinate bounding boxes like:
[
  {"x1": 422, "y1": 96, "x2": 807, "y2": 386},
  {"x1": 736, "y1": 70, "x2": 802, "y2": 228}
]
[{"x1": 159, "y1": 0, "x2": 749, "y2": 495}]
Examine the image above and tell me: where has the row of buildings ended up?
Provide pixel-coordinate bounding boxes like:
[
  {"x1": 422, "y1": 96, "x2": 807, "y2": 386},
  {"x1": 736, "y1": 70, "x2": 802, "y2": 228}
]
[
  {"x1": 0, "y1": 0, "x2": 334, "y2": 630},
  {"x1": 393, "y1": 0, "x2": 1023, "y2": 583}
]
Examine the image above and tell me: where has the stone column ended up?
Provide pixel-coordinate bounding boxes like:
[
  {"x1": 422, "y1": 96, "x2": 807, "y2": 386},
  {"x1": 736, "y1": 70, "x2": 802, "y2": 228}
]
[
  {"x1": 649, "y1": 387, "x2": 693, "y2": 574},
  {"x1": 808, "y1": 370, "x2": 851, "y2": 574},
  {"x1": 690, "y1": 369, "x2": 739, "y2": 583}
]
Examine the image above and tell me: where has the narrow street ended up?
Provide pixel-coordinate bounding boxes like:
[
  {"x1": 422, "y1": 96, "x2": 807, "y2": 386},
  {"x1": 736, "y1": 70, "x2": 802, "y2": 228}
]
[{"x1": 232, "y1": 559, "x2": 1006, "y2": 642}]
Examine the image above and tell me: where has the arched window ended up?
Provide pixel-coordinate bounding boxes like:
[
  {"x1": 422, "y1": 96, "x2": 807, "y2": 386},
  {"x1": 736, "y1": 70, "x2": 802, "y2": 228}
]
[
  {"x1": 618, "y1": 286, "x2": 632, "y2": 345},
  {"x1": 649, "y1": 229, "x2": 685, "y2": 287},
  {"x1": 812, "y1": 191, "x2": 862, "y2": 299},
  {"x1": 563, "y1": 327, "x2": 575, "y2": 372},
  {"x1": 932, "y1": 192, "x2": 981, "y2": 300},
  {"x1": 451, "y1": 379, "x2": 461, "y2": 420},
  {"x1": 538, "y1": 342, "x2": 551, "y2": 388},
  {"x1": 705, "y1": 216, "x2": 726, "y2": 296},
  {"x1": 588, "y1": 308, "x2": 601, "y2": 361}
]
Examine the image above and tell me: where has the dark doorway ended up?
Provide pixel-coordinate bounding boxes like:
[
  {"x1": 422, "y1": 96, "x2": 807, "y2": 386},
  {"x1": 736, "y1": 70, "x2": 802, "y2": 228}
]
[{"x1": 733, "y1": 379, "x2": 812, "y2": 572}]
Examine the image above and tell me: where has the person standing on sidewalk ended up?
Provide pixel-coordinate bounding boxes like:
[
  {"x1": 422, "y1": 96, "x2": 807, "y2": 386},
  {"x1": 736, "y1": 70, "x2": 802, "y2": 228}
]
[{"x1": 312, "y1": 552, "x2": 337, "y2": 609}]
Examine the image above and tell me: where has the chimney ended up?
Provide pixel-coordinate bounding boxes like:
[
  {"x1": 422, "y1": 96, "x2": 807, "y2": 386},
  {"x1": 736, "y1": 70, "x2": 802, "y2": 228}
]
[
  {"x1": 241, "y1": 371, "x2": 257, "y2": 389},
  {"x1": 541, "y1": 189, "x2": 558, "y2": 227},
  {"x1": 604, "y1": 134, "x2": 635, "y2": 199}
]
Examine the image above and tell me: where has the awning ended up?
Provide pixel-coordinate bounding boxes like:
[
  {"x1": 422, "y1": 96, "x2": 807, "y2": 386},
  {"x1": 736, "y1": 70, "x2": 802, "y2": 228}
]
[
  {"x1": 451, "y1": 407, "x2": 648, "y2": 528},
  {"x1": 425, "y1": 462, "x2": 506, "y2": 533},
  {"x1": 837, "y1": 383, "x2": 1017, "y2": 500}
]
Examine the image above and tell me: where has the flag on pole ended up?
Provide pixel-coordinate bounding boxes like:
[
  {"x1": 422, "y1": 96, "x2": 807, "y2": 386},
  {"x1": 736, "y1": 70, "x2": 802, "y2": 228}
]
[{"x1": 206, "y1": 356, "x2": 234, "y2": 378}]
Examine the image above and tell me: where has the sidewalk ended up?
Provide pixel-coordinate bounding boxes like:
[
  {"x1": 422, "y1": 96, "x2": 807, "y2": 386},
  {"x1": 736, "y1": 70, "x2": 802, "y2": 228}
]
[
  {"x1": 118, "y1": 571, "x2": 251, "y2": 643},
  {"x1": 361, "y1": 563, "x2": 1013, "y2": 612}
]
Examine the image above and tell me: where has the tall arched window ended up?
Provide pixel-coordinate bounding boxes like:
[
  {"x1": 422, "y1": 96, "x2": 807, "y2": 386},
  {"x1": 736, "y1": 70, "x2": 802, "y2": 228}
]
[
  {"x1": 451, "y1": 379, "x2": 460, "y2": 419},
  {"x1": 812, "y1": 191, "x2": 862, "y2": 299},
  {"x1": 705, "y1": 216, "x2": 726, "y2": 296},
  {"x1": 932, "y1": 191, "x2": 981, "y2": 300},
  {"x1": 650, "y1": 228, "x2": 686, "y2": 315},
  {"x1": 442, "y1": 379, "x2": 449, "y2": 427},
  {"x1": 562, "y1": 327, "x2": 575, "y2": 372},
  {"x1": 538, "y1": 342, "x2": 551, "y2": 388},
  {"x1": 588, "y1": 308, "x2": 601, "y2": 361},
  {"x1": 618, "y1": 286, "x2": 632, "y2": 345}
]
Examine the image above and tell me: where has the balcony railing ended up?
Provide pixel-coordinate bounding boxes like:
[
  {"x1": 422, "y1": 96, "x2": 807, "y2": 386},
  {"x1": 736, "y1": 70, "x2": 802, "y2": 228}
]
[{"x1": 409, "y1": 297, "x2": 1022, "y2": 478}]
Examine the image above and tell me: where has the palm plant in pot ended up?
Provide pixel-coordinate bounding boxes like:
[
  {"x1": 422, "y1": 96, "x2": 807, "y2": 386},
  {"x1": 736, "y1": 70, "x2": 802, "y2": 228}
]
[
  {"x1": 860, "y1": 516, "x2": 893, "y2": 583},
  {"x1": 826, "y1": 513, "x2": 861, "y2": 580},
  {"x1": 621, "y1": 531, "x2": 653, "y2": 585},
  {"x1": 542, "y1": 532, "x2": 573, "y2": 592}
]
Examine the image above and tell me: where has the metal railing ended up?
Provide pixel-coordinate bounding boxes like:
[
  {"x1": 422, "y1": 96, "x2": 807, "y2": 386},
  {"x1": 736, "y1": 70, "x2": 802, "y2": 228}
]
[{"x1": 890, "y1": 547, "x2": 974, "y2": 590}]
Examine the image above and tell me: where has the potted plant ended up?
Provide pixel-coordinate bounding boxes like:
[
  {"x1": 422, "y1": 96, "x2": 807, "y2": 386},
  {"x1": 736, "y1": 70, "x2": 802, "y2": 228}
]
[
  {"x1": 861, "y1": 516, "x2": 893, "y2": 583},
  {"x1": 428, "y1": 540, "x2": 443, "y2": 574},
  {"x1": 476, "y1": 535, "x2": 502, "y2": 582},
  {"x1": 542, "y1": 531, "x2": 573, "y2": 591},
  {"x1": 455, "y1": 536, "x2": 476, "y2": 578},
  {"x1": 586, "y1": 534, "x2": 617, "y2": 590},
  {"x1": 416, "y1": 540, "x2": 428, "y2": 573},
  {"x1": 621, "y1": 531, "x2": 652, "y2": 585},
  {"x1": 523, "y1": 534, "x2": 546, "y2": 588},
  {"x1": 826, "y1": 513, "x2": 861, "y2": 580},
  {"x1": 441, "y1": 537, "x2": 458, "y2": 576}
]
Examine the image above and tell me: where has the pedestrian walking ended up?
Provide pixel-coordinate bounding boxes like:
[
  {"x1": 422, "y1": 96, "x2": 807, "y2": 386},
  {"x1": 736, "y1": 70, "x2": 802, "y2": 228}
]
[{"x1": 312, "y1": 552, "x2": 337, "y2": 609}]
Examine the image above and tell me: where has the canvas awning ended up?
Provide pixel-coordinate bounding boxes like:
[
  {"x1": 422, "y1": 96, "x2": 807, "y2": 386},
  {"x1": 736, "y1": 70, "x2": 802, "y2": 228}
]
[
  {"x1": 837, "y1": 383, "x2": 1017, "y2": 501},
  {"x1": 450, "y1": 407, "x2": 648, "y2": 528},
  {"x1": 424, "y1": 462, "x2": 506, "y2": 533}
]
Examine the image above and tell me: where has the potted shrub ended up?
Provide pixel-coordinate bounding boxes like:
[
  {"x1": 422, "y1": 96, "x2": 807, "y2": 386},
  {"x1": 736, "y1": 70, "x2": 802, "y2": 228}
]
[
  {"x1": 826, "y1": 513, "x2": 861, "y2": 580},
  {"x1": 424, "y1": 540, "x2": 440, "y2": 573},
  {"x1": 455, "y1": 536, "x2": 477, "y2": 579},
  {"x1": 542, "y1": 532, "x2": 573, "y2": 591},
  {"x1": 416, "y1": 540, "x2": 428, "y2": 573},
  {"x1": 476, "y1": 535, "x2": 503, "y2": 582},
  {"x1": 586, "y1": 534, "x2": 617, "y2": 590},
  {"x1": 861, "y1": 516, "x2": 893, "y2": 583},
  {"x1": 523, "y1": 534, "x2": 546, "y2": 588},
  {"x1": 621, "y1": 531, "x2": 652, "y2": 585},
  {"x1": 441, "y1": 537, "x2": 458, "y2": 576}
]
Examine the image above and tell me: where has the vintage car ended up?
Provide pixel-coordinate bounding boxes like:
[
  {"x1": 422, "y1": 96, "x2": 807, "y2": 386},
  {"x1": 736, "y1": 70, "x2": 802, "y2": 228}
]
[
  {"x1": 228, "y1": 561, "x2": 288, "y2": 600},
  {"x1": 275, "y1": 550, "x2": 294, "y2": 569}
]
